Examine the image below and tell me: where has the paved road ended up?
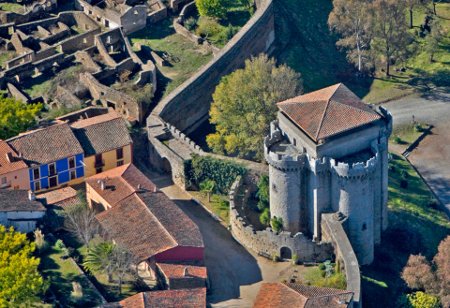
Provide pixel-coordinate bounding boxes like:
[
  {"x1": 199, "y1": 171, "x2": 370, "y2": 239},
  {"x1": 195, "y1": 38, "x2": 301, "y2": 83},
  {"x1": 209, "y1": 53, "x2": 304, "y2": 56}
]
[
  {"x1": 138, "y1": 169, "x2": 289, "y2": 307},
  {"x1": 382, "y1": 90, "x2": 450, "y2": 214}
]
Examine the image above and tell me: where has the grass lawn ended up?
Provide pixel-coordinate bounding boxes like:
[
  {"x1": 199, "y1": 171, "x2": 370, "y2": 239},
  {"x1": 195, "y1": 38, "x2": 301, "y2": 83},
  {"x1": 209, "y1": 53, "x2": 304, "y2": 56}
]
[
  {"x1": 60, "y1": 233, "x2": 142, "y2": 302},
  {"x1": 361, "y1": 154, "x2": 450, "y2": 308},
  {"x1": 129, "y1": 19, "x2": 213, "y2": 98},
  {"x1": 302, "y1": 265, "x2": 346, "y2": 290},
  {"x1": 189, "y1": 191, "x2": 230, "y2": 223},
  {"x1": 389, "y1": 123, "x2": 431, "y2": 154},
  {"x1": 274, "y1": 0, "x2": 450, "y2": 103},
  {"x1": 0, "y1": 2, "x2": 25, "y2": 13},
  {"x1": 40, "y1": 240, "x2": 103, "y2": 307}
]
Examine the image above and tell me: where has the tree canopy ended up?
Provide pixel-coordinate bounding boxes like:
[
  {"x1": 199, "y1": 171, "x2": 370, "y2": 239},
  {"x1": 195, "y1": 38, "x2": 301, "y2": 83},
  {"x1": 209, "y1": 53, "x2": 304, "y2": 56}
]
[
  {"x1": 195, "y1": 0, "x2": 227, "y2": 19},
  {"x1": 402, "y1": 235, "x2": 450, "y2": 307},
  {"x1": 0, "y1": 97, "x2": 41, "y2": 140},
  {"x1": 207, "y1": 54, "x2": 302, "y2": 161},
  {"x1": 0, "y1": 226, "x2": 45, "y2": 305}
]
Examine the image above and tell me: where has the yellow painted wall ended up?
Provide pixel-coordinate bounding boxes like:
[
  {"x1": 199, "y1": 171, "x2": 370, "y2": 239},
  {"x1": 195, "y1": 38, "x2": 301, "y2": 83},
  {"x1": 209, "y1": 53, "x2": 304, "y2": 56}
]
[{"x1": 84, "y1": 145, "x2": 132, "y2": 178}]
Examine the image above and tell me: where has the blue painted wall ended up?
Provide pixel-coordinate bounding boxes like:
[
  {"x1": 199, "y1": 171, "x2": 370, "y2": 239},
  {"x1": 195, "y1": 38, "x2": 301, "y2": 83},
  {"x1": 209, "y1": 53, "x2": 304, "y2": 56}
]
[{"x1": 29, "y1": 154, "x2": 85, "y2": 191}]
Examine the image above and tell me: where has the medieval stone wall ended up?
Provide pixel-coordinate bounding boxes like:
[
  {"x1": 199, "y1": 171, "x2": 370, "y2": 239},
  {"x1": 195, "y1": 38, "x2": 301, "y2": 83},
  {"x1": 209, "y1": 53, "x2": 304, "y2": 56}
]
[
  {"x1": 321, "y1": 213, "x2": 361, "y2": 308},
  {"x1": 152, "y1": 0, "x2": 275, "y2": 133},
  {"x1": 229, "y1": 177, "x2": 333, "y2": 262}
]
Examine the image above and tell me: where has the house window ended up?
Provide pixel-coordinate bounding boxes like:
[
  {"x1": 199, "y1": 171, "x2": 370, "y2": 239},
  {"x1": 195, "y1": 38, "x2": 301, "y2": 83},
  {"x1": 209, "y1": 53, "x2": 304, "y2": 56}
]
[
  {"x1": 34, "y1": 181, "x2": 41, "y2": 191},
  {"x1": 362, "y1": 223, "x2": 367, "y2": 231},
  {"x1": 96, "y1": 167, "x2": 103, "y2": 174},
  {"x1": 116, "y1": 148, "x2": 124, "y2": 160},
  {"x1": 1, "y1": 177, "x2": 6, "y2": 185},
  {"x1": 49, "y1": 163, "x2": 56, "y2": 176},
  {"x1": 117, "y1": 160, "x2": 124, "y2": 167},
  {"x1": 70, "y1": 170, "x2": 77, "y2": 181},
  {"x1": 69, "y1": 156, "x2": 76, "y2": 169},
  {"x1": 33, "y1": 168, "x2": 40, "y2": 180},
  {"x1": 95, "y1": 154, "x2": 103, "y2": 167},
  {"x1": 107, "y1": 36, "x2": 111, "y2": 44},
  {"x1": 49, "y1": 176, "x2": 58, "y2": 188}
]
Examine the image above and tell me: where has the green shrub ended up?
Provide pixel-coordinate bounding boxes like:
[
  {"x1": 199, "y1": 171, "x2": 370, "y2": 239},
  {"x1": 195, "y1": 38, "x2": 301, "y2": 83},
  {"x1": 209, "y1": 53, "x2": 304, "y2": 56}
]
[
  {"x1": 256, "y1": 175, "x2": 269, "y2": 211},
  {"x1": 55, "y1": 239, "x2": 65, "y2": 250},
  {"x1": 196, "y1": 17, "x2": 223, "y2": 38},
  {"x1": 318, "y1": 263, "x2": 326, "y2": 271},
  {"x1": 397, "y1": 292, "x2": 440, "y2": 308},
  {"x1": 271, "y1": 253, "x2": 280, "y2": 262},
  {"x1": 393, "y1": 135, "x2": 403, "y2": 144},
  {"x1": 187, "y1": 155, "x2": 247, "y2": 194},
  {"x1": 259, "y1": 208, "x2": 270, "y2": 226},
  {"x1": 184, "y1": 17, "x2": 198, "y2": 31},
  {"x1": 217, "y1": 24, "x2": 239, "y2": 45},
  {"x1": 195, "y1": 0, "x2": 227, "y2": 19},
  {"x1": 271, "y1": 216, "x2": 283, "y2": 232},
  {"x1": 414, "y1": 124, "x2": 424, "y2": 133},
  {"x1": 292, "y1": 253, "x2": 299, "y2": 265}
]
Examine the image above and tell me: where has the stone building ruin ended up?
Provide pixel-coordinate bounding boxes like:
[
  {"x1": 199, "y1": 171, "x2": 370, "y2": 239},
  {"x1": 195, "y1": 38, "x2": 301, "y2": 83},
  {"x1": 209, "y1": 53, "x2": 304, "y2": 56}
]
[{"x1": 264, "y1": 83, "x2": 392, "y2": 265}]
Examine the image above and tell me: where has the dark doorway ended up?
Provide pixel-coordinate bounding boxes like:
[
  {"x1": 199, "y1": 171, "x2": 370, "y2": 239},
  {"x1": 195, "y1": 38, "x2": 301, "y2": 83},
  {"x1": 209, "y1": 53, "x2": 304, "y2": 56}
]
[{"x1": 280, "y1": 247, "x2": 292, "y2": 260}]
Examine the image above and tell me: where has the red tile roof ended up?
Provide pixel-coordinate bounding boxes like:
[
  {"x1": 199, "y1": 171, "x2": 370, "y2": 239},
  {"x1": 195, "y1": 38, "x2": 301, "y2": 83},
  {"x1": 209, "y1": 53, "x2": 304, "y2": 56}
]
[
  {"x1": 254, "y1": 283, "x2": 353, "y2": 308},
  {"x1": 71, "y1": 112, "x2": 132, "y2": 156},
  {"x1": 7, "y1": 123, "x2": 83, "y2": 166},
  {"x1": 157, "y1": 263, "x2": 208, "y2": 280},
  {"x1": 89, "y1": 164, "x2": 203, "y2": 261},
  {"x1": 116, "y1": 289, "x2": 207, "y2": 308},
  {"x1": 0, "y1": 140, "x2": 28, "y2": 175},
  {"x1": 36, "y1": 187, "x2": 79, "y2": 207},
  {"x1": 277, "y1": 83, "x2": 381, "y2": 143}
]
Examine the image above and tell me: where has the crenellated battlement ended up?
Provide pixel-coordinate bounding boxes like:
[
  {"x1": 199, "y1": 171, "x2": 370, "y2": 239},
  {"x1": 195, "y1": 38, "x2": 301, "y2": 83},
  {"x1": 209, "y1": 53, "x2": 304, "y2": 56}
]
[{"x1": 330, "y1": 150, "x2": 379, "y2": 179}]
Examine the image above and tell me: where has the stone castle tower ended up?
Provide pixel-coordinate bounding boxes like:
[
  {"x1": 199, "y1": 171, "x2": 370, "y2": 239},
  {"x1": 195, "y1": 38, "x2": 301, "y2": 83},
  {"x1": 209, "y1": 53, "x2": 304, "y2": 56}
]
[{"x1": 264, "y1": 83, "x2": 392, "y2": 265}]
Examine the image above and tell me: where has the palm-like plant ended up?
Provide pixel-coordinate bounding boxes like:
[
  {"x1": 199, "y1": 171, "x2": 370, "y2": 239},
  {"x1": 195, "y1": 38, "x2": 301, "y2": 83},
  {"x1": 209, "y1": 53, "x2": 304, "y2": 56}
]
[{"x1": 83, "y1": 241, "x2": 115, "y2": 282}]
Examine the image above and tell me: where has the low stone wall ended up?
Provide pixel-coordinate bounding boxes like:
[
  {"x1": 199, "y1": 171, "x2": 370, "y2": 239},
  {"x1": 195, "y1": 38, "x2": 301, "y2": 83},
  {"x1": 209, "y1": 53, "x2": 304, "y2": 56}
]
[
  {"x1": 172, "y1": 20, "x2": 220, "y2": 55},
  {"x1": 321, "y1": 213, "x2": 361, "y2": 308},
  {"x1": 229, "y1": 177, "x2": 333, "y2": 262}
]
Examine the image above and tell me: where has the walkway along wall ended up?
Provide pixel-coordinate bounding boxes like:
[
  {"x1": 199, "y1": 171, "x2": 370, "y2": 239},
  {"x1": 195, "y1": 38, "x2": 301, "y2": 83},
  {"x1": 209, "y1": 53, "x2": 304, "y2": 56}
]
[{"x1": 321, "y1": 213, "x2": 361, "y2": 308}]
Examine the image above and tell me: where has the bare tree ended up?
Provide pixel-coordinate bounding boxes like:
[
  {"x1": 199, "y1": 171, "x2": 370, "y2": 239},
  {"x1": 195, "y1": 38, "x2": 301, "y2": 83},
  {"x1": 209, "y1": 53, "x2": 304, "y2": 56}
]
[
  {"x1": 63, "y1": 203, "x2": 99, "y2": 250},
  {"x1": 328, "y1": 0, "x2": 373, "y2": 73},
  {"x1": 371, "y1": 0, "x2": 410, "y2": 76},
  {"x1": 111, "y1": 245, "x2": 136, "y2": 295},
  {"x1": 402, "y1": 254, "x2": 438, "y2": 292},
  {"x1": 434, "y1": 236, "x2": 450, "y2": 298}
]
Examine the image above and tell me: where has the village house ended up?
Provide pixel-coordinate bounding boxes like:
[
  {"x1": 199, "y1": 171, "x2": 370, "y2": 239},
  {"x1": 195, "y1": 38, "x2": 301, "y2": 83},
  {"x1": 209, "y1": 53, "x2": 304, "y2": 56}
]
[
  {"x1": 69, "y1": 111, "x2": 133, "y2": 177},
  {"x1": 85, "y1": 163, "x2": 205, "y2": 280},
  {"x1": 103, "y1": 288, "x2": 207, "y2": 308},
  {"x1": 156, "y1": 262, "x2": 208, "y2": 290},
  {"x1": 0, "y1": 140, "x2": 30, "y2": 190},
  {"x1": 253, "y1": 282, "x2": 354, "y2": 308},
  {"x1": 0, "y1": 190, "x2": 46, "y2": 233},
  {"x1": 7, "y1": 123, "x2": 85, "y2": 192}
]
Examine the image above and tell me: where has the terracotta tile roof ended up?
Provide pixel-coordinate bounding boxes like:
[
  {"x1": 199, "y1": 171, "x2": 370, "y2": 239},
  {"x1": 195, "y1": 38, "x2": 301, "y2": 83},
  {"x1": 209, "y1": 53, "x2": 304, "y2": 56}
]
[
  {"x1": 0, "y1": 140, "x2": 28, "y2": 175},
  {"x1": 86, "y1": 164, "x2": 156, "y2": 207},
  {"x1": 36, "y1": 187, "x2": 79, "y2": 207},
  {"x1": 157, "y1": 263, "x2": 208, "y2": 279},
  {"x1": 277, "y1": 83, "x2": 381, "y2": 143},
  {"x1": 7, "y1": 123, "x2": 83, "y2": 166},
  {"x1": 89, "y1": 164, "x2": 203, "y2": 261},
  {"x1": 96, "y1": 194, "x2": 177, "y2": 261},
  {"x1": 71, "y1": 112, "x2": 132, "y2": 156},
  {"x1": 114, "y1": 289, "x2": 207, "y2": 308},
  {"x1": 254, "y1": 283, "x2": 353, "y2": 308},
  {"x1": 0, "y1": 190, "x2": 46, "y2": 212}
]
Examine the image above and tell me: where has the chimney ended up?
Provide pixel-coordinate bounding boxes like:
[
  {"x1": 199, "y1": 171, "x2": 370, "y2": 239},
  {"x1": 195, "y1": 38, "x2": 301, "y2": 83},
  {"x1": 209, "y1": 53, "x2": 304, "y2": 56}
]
[
  {"x1": 183, "y1": 267, "x2": 189, "y2": 277},
  {"x1": 153, "y1": 186, "x2": 157, "y2": 193},
  {"x1": 28, "y1": 190, "x2": 35, "y2": 201},
  {"x1": 100, "y1": 180, "x2": 105, "y2": 191},
  {"x1": 137, "y1": 184, "x2": 142, "y2": 191}
]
